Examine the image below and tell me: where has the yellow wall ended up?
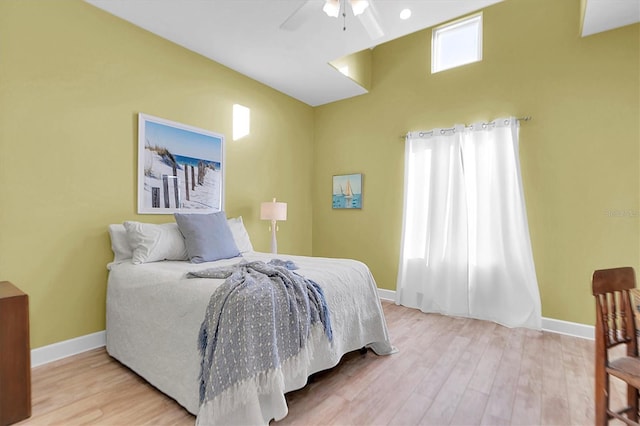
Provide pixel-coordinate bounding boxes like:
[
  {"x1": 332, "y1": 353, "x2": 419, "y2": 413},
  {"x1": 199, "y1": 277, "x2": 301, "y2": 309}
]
[
  {"x1": 330, "y1": 49, "x2": 373, "y2": 91},
  {"x1": 313, "y1": 0, "x2": 639, "y2": 325},
  {"x1": 0, "y1": 0, "x2": 314, "y2": 349}
]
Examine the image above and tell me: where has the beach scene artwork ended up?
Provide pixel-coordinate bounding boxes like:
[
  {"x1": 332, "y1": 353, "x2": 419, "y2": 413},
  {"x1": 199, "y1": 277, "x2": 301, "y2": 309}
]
[
  {"x1": 138, "y1": 114, "x2": 224, "y2": 214},
  {"x1": 332, "y1": 173, "x2": 362, "y2": 209}
]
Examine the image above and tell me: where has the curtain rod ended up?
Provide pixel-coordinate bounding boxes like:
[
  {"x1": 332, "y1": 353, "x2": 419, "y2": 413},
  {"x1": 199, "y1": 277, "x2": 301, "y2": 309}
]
[{"x1": 400, "y1": 116, "x2": 532, "y2": 139}]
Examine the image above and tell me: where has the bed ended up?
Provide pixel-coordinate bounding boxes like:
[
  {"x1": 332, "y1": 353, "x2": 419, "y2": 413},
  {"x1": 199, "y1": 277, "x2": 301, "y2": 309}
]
[{"x1": 106, "y1": 217, "x2": 395, "y2": 425}]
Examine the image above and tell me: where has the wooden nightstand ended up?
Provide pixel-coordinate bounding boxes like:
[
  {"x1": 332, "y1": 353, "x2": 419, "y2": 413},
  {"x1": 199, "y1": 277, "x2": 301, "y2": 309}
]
[{"x1": 0, "y1": 281, "x2": 31, "y2": 426}]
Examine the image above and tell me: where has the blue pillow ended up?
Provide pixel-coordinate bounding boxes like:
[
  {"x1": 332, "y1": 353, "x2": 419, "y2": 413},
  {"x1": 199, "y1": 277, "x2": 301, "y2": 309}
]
[{"x1": 174, "y1": 212, "x2": 240, "y2": 263}]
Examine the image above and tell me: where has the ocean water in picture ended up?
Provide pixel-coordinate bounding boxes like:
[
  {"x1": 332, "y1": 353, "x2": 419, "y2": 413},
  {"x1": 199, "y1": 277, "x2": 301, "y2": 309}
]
[
  {"x1": 174, "y1": 154, "x2": 220, "y2": 170},
  {"x1": 333, "y1": 194, "x2": 362, "y2": 209}
]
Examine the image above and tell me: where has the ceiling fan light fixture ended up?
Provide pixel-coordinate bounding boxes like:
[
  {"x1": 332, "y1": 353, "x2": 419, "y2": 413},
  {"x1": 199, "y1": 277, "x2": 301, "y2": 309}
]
[
  {"x1": 323, "y1": 0, "x2": 340, "y2": 18},
  {"x1": 350, "y1": 0, "x2": 370, "y2": 16}
]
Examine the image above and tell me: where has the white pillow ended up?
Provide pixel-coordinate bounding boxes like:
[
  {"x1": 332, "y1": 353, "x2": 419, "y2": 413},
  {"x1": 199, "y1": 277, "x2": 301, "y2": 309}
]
[
  {"x1": 123, "y1": 221, "x2": 188, "y2": 264},
  {"x1": 227, "y1": 216, "x2": 254, "y2": 253},
  {"x1": 108, "y1": 224, "x2": 133, "y2": 263}
]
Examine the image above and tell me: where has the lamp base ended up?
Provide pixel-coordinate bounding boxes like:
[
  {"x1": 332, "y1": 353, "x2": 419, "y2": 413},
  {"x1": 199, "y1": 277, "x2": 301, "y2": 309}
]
[{"x1": 270, "y1": 220, "x2": 278, "y2": 254}]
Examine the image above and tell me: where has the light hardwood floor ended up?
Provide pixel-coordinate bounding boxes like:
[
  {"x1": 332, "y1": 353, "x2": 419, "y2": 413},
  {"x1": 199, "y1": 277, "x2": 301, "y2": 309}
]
[{"x1": 18, "y1": 301, "x2": 614, "y2": 425}]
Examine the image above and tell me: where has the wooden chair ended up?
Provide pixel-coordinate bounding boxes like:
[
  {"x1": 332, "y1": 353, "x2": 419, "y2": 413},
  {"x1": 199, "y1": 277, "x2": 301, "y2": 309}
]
[{"x1": 593, "y1": 267, "x2": 640, "y2": 425}]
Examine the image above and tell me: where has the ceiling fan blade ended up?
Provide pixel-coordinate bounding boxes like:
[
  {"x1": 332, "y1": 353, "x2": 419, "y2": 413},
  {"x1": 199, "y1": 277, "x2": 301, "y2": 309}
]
[
  {"x1": 280, "y1": 0, "x2": 322, "y2": 31},
  {"x1": 358, "y1": 3, "x2": 384, "y2": 40}
]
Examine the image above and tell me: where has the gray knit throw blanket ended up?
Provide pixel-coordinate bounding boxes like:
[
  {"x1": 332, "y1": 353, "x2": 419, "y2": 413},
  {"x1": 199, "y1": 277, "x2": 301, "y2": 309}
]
[{"x1": 189, "y1": 260, "x2": 332, "y2": 411}]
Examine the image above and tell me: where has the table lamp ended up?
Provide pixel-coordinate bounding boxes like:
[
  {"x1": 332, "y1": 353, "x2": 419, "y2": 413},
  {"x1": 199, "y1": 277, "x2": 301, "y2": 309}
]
[{"x1": 260, "y1": 198, "x2": 287, "y2": 254}]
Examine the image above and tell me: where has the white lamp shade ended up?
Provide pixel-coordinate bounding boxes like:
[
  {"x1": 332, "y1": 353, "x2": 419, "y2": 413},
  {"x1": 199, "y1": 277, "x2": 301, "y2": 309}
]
[
  {"x1": 323, "y1": 0, "x2": 369, "y2": 18},
  {"x1": 260, "y1": 200, "x2": 287, "y2": 221},
  {"x1": 350, "y1": 0, "x2": 369, "y2": 16},
  {"x1": 323, "y1": 0, "x2": 340, "y2": 17}
]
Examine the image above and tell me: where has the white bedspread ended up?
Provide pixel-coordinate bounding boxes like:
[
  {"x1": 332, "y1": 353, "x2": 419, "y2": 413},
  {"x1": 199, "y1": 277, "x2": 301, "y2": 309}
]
[{"x1": 106, "y1": 252, "x2": 395, "y2": 425}]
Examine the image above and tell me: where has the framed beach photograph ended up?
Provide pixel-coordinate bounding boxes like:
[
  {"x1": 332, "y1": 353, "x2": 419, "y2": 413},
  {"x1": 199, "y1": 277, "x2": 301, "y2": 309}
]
[
  {"x1": 137, "y1": 113, "x2": 224, "y2": 214},
  {"x1": 332, "y1": 173, "x2": 362, "y2": 209}
]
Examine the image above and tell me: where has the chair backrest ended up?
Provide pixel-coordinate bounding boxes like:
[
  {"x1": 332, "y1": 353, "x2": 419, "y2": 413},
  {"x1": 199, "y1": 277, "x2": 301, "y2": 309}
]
[{"x1": 592, "y1": 267, "x2": 637, "y2": 354}]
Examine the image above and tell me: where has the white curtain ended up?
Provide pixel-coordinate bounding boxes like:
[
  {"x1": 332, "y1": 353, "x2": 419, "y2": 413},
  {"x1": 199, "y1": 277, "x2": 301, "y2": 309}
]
[{"x1": 396, "y1": 117, "x2": 541, "y2": 329}]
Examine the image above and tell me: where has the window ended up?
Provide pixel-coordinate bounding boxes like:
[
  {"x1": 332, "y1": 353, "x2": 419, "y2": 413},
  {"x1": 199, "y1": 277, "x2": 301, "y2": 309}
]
[
  {"x1": 232, "y1": 104, "x2": 250, "y2": 141},
  {"x1": 432, "y1": 13, "x2": 482, "y2": 73}
]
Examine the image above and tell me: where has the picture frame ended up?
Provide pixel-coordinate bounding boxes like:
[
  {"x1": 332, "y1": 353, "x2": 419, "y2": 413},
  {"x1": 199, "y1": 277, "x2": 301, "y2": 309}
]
[
  {"x1": 332, "y1": 173, "x2": 362, "y2": 209},
  {"x1": 137, "y1": 113, "x2": 224, "y2": 214}
]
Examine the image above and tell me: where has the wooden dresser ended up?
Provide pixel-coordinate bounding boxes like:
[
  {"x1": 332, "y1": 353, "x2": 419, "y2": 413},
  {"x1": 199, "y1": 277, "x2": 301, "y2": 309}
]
[{"x1": 0, "y1": 281, "x2": 31, "y2": 426}]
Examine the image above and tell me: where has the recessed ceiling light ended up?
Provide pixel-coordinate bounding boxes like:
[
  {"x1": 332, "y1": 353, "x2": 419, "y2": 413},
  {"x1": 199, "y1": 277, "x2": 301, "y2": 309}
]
[{"x1": 400, "y1": 9, "x2": 412, "y2": 20}]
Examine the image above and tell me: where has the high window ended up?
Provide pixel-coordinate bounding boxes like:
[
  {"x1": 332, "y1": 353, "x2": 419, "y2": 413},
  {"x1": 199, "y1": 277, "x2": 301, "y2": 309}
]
[{"x1": 432, "y1": 13, "x2": 482, "y2": 73}]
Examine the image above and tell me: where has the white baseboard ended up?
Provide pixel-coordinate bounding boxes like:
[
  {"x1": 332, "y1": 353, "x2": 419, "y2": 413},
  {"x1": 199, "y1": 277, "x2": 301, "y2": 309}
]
[
  {"x1": 31, "y1": 330, "x2": 106, "y2": 368},
  {"x1": 541, "y1": 317, "x2": 594, "y2": 340},
  {"x1": 377, "y1": 288, "x2": 396, "y2": 301},
  {"x1": 377, "y1": 288, "x2": 594, "y2": 340}
]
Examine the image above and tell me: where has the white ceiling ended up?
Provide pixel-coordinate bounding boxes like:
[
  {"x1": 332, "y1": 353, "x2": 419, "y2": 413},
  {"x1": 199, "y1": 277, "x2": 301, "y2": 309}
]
[
  {"x1": 86, "y1": 0, "x2": 638, "y2": 107},
  {"x1": 85, "y1": 0, "x2": 503, "y2": 106},
  {"x1": 582, "y1": 0, "x2": 640, "y2": 37}
]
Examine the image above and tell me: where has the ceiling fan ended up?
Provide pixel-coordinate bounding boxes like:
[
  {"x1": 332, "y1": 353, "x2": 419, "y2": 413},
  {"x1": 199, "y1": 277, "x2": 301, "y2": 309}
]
[{"x1": 280, "y1": 0, "x2": 384, "y2": 40}]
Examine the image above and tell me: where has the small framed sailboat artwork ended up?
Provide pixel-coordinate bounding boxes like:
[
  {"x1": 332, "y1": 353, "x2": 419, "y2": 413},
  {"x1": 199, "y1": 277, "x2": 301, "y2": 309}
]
[{"x1": 332, "y1": 173, "x2": 362, "y2": 209}]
